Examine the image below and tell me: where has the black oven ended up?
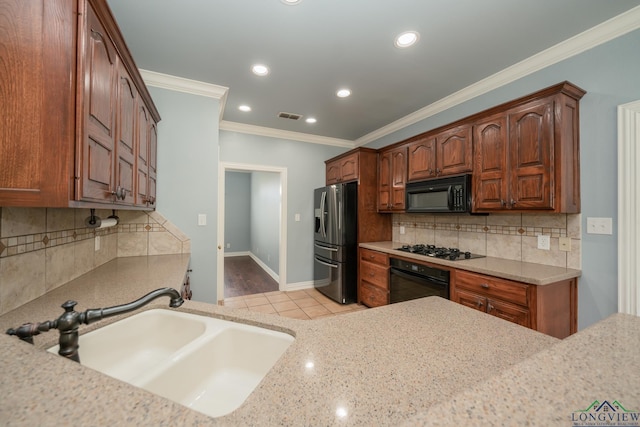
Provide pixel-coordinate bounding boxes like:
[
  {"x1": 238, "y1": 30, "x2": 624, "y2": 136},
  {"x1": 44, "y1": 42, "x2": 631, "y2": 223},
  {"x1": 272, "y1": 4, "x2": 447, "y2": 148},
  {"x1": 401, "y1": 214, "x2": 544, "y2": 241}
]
[{"x1": 389, "y1": 258, "x2": 449, "y2": 303}]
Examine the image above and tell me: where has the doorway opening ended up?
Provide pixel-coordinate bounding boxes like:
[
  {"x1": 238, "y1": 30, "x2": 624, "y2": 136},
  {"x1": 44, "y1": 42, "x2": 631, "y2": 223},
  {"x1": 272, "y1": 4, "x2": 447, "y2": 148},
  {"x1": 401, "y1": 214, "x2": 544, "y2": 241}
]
[{"x1": 217, "y1": 162, "x2": 287, "y2": 305}]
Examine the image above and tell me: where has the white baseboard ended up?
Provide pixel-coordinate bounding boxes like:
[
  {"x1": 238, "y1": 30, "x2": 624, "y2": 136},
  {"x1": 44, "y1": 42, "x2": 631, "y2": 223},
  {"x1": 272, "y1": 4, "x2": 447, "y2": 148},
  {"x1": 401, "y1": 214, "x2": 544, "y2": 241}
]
[
  {"x1": 224, "y1": 251, "x2": 251, "y2": 258},
  {"x1": 283, "y1": 281, "x2": 315, "y2": 292},
  {"x1": 248, "y1": 253, "x2": 279, "y2": 283},
  {"x1": 224, "y1": 251, "x2": 315, "y2": 292}
]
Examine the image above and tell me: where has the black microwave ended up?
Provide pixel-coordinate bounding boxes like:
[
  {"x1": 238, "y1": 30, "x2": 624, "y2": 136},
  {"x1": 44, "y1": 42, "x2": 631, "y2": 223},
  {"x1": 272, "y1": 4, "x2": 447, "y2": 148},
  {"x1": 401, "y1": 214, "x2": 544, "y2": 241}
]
[{"x1": 405, "y1": 174, "x2": 472, "y2": 213}]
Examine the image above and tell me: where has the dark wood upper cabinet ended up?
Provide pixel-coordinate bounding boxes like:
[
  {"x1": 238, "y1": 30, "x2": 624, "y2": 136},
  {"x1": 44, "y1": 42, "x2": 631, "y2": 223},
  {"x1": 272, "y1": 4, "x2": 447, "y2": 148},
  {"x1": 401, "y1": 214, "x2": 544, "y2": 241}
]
[
  {"x1": 326, "y1": 151, "x2": 359, "y2": 185},
  {"x1": 378, "y1": 146, "x2": 407, "y2": 212},
  {"x1": 473, "y1": 83, "x2": 584, "y2": 213},
  {"x1": 407, "y1": 125, "x2": 472, "y2": 181},
  {"x1": 0, "y1": 0, "x2": 160, "y2": 209}
]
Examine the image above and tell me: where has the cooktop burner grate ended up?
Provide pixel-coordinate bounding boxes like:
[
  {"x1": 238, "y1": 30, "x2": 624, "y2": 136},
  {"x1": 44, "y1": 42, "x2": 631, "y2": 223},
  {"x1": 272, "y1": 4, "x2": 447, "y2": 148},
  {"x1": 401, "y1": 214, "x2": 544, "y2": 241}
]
[{"x1": 395, "y1": 244, "x2": 485, "y2": 261}]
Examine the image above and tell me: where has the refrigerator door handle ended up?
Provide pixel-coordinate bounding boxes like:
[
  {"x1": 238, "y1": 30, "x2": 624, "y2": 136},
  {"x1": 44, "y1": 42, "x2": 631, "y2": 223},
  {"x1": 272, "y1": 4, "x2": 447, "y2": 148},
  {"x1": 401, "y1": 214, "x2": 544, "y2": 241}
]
[
  {"x1": 320, "y1": 191, "x2": 327, "y2": 238},
  {"x1": 315, "y1": 243, "x2": 338, "y2": 252},
  {"x1": 315, "y1": 256, "x2": 338, "y2": 268}
]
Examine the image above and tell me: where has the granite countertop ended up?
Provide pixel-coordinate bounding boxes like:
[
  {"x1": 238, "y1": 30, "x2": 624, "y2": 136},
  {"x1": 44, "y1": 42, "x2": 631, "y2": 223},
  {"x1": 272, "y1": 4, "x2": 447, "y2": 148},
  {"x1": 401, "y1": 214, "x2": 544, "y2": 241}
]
[
  {"x1": 1, "y1": 254, "x2": 636, "y2": 426},
  {"x1": 360, "y1": 241, "x2": 582, "y2": 285}
]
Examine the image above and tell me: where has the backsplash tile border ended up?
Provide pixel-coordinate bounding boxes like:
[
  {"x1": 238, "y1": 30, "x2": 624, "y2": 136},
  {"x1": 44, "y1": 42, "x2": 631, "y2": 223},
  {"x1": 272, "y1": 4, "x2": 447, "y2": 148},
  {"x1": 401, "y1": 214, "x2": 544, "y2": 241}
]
[{"x1": 393, "y1": 212, "x2": 581, "y2": 269}]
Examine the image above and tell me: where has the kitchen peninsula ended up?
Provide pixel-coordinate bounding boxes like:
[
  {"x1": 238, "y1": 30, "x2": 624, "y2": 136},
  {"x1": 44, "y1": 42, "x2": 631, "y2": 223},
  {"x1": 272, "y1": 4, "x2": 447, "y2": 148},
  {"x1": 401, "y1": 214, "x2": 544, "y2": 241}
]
[{"x1": 0, "y1": 255, "x2": 637, "y2": 426}]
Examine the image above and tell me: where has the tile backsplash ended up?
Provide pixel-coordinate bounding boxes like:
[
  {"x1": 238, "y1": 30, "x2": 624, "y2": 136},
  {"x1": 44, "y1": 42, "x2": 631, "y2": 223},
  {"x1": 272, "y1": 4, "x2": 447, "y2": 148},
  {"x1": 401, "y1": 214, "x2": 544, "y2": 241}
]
[
  {"x1": 0, "y1": 207, "x2": 190, "y2": 315},
  {"x1": 392, "y1": 212, "x2": 581, "y2": 270}
]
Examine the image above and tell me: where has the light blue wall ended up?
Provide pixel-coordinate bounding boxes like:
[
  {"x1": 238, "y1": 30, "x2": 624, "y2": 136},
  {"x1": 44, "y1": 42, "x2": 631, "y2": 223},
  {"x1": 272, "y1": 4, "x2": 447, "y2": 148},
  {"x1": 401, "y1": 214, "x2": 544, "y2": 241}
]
[
  {"x1": 149, "y1": 87, "x2": 219, "y2": 304},
  {"x1": 250, "y1": 171, "x2": 280, "y2": 274},
  {"x1": 219, "y1": 131, "x2": 346, "y2": 284},
  {"x1": 224, "y1": 172, "x2": 251, "y2": 253},
  {"x1": 364, "y1": 29, "x2": 640, "y2": 329}
]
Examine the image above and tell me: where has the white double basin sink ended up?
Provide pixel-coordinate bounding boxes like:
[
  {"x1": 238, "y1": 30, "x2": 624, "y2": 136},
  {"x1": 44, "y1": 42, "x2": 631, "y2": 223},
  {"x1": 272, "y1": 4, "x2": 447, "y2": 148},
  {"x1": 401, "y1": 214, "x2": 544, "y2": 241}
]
[{"x1": 48, "y1": 309, "x2": 294, "y2": 418}]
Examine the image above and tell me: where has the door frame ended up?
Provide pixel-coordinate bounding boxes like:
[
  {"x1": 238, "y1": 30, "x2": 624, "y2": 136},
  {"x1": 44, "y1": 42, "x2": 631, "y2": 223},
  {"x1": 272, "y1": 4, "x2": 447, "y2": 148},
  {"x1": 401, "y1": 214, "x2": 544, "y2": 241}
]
[{"x1": 217, "y1": 162, "x2": 288, "y2": 304}]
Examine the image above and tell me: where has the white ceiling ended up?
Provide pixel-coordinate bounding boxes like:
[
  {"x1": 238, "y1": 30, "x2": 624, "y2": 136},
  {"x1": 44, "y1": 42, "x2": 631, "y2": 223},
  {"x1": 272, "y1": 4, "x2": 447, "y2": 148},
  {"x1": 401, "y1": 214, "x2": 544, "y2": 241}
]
[{"x1": 107, "y1": 0, "x2": 640, "y2": 146}]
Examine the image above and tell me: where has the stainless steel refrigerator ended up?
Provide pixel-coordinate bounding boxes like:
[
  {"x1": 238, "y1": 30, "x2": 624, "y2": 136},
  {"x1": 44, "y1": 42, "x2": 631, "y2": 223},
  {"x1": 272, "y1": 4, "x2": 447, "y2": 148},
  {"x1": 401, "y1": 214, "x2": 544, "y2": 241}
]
[{"x1": 313, "y1": 182, "x2": 358, "y2": 304}]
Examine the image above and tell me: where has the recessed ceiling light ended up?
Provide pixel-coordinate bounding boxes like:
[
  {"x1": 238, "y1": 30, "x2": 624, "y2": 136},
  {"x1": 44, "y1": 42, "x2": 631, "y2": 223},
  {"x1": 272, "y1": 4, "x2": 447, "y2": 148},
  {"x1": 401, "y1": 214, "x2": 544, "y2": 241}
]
[
  {"x1": 305, "y1": 117, "x2": 317, "y2": 124},
  {"x1": 281, "y1": 0, "x2": 301, "y2": 4},
  {"x1": 394, "y1": 31, "x2": 420, "y2": 48},
  {"x1": 251, "y1": 64, "x2": 269, "y2": 76},
  {"x1": 238, "y1": 105, "x2": 251, "y2": 112},
  {"x1": 336, "y1": 88, "x2": 351, "y2": 98}
]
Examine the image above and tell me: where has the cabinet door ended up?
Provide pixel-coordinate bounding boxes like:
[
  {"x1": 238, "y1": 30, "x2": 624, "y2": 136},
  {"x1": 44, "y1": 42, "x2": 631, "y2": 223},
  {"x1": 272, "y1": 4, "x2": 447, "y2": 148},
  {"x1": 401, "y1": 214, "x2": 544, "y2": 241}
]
[
  {"x1": 473, "y1": 115, "x2": 509, "y2": 210},
  {"x1": 115, "y1": 64, "x2": 137, "y2": 204},
  {"x1": 509, "y1": 99, "x2": 554, "y2": 210},
  {"x1": 136, "y1": 103, "x2": 150, "y2": 206},
  {"x1": 378, "y1": 151, "x2": 392, "y2": 210},
  {"x1": 147, "y1": 121, "x2": 158, "y2": 207},
  {"x1": 454, "y1": 289, "x2": 487, "y2": 312},
  {"x1": 407, "y1": 137, "x2": 436, "y2": 181},
  {"x1": 0, "y1": 0, "x2": 75, "y2": 207},
  {"x1": 436, "y1": 125, "x2": 473, "y2": 176},
  {"x1": 79, "y1": 4, "x2": 118, "y2": 202},
  {"x1": 390, "y1": 148, "x2": 407, "y2": 210},
  {"x1": 326, "y1": 160, "x2": 341, "y2": 185},
  {"x1": 487, "y1": 298, "x2": 530, "y2": 328},
  {"x1": 339, "y1": 152, "x2": 359, "y2": 182}
]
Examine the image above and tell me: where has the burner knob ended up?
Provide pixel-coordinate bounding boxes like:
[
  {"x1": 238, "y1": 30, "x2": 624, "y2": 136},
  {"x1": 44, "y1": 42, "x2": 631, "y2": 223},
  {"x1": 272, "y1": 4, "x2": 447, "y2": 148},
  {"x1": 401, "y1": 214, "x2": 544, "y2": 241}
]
[
  {"x1": 449, "y1": 253, "x2": 458, "y2": 260},
  {"x1": 464, "y1": 252, "x2": 471, "y2": 259}
]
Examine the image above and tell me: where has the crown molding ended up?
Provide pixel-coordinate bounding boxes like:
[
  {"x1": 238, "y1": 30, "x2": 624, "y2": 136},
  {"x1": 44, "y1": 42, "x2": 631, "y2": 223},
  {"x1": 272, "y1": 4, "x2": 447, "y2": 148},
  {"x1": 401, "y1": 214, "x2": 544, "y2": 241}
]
[
  {"x1": 355, "y1": 5, "x2": 640, "y2": 146},
  {"x1": 219, "y1": 121, "x2": 354, "y2": 148},
  {"x1": 139, "y1": 69, "x2": 229, "y2": 120}
]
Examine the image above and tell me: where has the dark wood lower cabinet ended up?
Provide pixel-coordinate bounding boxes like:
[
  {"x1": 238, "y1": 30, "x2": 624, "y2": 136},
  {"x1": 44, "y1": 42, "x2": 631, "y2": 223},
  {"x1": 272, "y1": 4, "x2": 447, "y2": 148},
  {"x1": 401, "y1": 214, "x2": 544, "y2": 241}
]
[{"x1": 452, "y1": 269, "x2": 576, "y2": 339}]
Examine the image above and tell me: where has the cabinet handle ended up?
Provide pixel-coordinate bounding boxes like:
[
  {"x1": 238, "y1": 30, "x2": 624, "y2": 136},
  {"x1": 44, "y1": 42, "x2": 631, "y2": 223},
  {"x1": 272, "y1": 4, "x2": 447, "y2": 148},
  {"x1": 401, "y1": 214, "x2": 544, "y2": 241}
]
[
  {"x1": 480, "y1": 283, "x2": 489, "y2": 289},
  {"x1": 501, "y1": 199, "x2": 506, "y2": 207},
  {"x1": 510, "y1": 199, "x2": 517, "y2": 207},
  {"x1": 487, "y1": 303, "x2": 494, "y2": 312},
  {"x1": 477, "y1": 299, "x2": 484, "y2": 308},
  {"x1": 436, "y1": 168, "x2": 441, "y2": 175}
]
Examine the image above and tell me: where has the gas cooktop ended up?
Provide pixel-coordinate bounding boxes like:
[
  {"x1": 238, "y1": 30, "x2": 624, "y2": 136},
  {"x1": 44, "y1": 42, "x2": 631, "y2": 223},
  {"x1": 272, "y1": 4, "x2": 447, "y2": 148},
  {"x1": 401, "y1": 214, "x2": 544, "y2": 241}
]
[{"x1": 395, "y1": 244, "x2": 485, "y2": 261}]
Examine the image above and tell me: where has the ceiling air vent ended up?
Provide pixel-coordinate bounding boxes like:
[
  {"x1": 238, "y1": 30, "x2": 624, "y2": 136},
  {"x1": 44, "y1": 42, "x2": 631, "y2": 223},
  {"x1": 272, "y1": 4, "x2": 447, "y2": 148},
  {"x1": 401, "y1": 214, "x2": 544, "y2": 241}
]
[{"x1": 278, "y1": 112, "x2": 302, "y2": 120}]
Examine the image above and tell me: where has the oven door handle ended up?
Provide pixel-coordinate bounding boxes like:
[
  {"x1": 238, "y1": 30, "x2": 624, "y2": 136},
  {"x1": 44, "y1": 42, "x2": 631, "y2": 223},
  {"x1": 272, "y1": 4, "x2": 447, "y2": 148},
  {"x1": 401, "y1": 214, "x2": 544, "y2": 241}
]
[{"x1": 390, "y1": 267, "x2": 449, "y2": 287}]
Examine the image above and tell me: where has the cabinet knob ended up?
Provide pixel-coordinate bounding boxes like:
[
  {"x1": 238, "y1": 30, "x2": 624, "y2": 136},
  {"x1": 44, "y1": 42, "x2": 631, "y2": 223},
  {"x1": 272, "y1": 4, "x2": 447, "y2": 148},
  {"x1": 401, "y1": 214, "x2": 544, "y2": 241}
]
[
  {"x1": 510, "y1": 199, "x2": 517, "y2": 206},
  {"x1": 481, "y1": 283, "x2": 489, "y2": 289}
]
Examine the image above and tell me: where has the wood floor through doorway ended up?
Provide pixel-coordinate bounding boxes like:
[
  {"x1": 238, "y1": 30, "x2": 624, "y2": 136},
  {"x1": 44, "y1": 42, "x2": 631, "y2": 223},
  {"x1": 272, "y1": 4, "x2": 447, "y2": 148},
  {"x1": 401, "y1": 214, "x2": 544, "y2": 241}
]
[{"x1": 224, "y1": 255, "x2": 279, "y2": 298}]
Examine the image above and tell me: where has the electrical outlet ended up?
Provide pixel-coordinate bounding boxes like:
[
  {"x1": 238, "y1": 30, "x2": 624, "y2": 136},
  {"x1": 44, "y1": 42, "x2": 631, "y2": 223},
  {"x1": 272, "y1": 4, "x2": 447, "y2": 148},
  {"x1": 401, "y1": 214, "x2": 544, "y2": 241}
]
[
  {"x1": 559, "y1": 237, "x2": 571, "y2": 252},
  {"x1": 95, "y1": 236, "x2": 100, "y2": 251},
  {"x1": 400, "y1": 226, "x2": 406, "y2": 235},
  {"x1": 294, "y1": 213, "x2": 301, "y2": 222},
  {"x1": 197, "y1": 214, "x2": 207, "y2": 226},
  {"x1": 537, "y1": 234, "x2": 550, "y2": 250}
]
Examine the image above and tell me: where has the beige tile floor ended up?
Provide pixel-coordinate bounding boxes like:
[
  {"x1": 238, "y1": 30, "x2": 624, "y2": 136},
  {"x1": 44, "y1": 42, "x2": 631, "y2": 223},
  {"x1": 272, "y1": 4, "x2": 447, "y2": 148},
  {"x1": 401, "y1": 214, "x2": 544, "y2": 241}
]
[{"x1": 223, "y1": 288, "x2": 367, "y2": 320}]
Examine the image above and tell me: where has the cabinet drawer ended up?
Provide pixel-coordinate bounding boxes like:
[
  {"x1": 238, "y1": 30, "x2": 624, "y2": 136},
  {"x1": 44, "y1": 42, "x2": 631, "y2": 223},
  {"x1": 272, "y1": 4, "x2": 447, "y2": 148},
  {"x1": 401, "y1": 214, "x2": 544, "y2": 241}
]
[
  {"x1": 360, "y1": 261, "x2": 389, "y2": 290},
  {"x1": 360, "y1": 281, "x2": 388, "y2": 307},
  {"x1": 455, "y1": 270, "x2": 529, "y2": 306},
  {"x1": 360, "y1": 248, "x2": 388, "y2": 266}
]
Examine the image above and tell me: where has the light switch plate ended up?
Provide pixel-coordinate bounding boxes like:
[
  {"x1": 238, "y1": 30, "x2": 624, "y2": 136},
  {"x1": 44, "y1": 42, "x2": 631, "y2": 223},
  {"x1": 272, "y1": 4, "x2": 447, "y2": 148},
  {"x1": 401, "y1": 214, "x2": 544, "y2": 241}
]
[
  {"x1": 198, "y1": 214, "x2": 207, "y2": 226},
  {"x1": 586, "y1": 217, "x2": 612, "y2": 235}
]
